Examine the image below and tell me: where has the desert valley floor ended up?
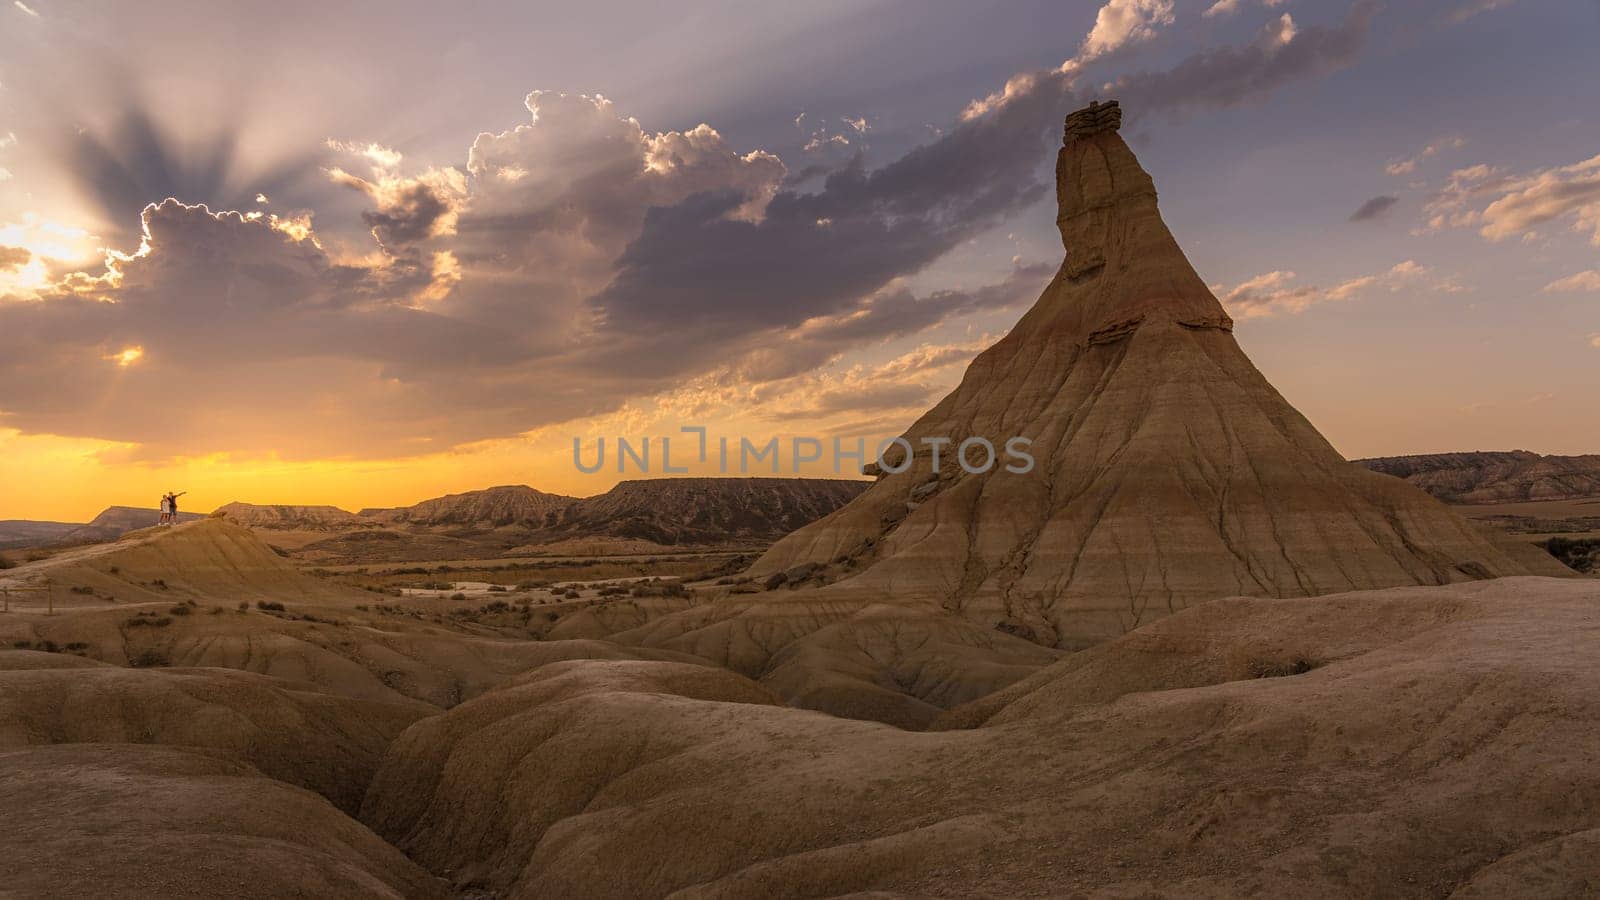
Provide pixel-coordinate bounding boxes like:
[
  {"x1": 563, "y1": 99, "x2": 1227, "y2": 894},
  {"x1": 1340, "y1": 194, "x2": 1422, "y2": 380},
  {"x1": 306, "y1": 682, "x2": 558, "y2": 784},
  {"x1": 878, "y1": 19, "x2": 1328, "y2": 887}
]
[{"x1": 1, "y1": 515, "x2": 1597, "y2": 898}]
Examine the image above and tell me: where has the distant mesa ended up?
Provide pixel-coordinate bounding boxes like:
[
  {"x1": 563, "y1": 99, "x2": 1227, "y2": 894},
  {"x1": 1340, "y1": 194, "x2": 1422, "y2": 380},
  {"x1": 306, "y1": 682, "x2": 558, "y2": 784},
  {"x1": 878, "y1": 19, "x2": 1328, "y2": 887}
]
[
  {"x1": 1355, "y1": 450, "x2": 1600, "y2": 504},
  {"x1": 212, "y1": 502, "x2": 369, "y2": 531}
]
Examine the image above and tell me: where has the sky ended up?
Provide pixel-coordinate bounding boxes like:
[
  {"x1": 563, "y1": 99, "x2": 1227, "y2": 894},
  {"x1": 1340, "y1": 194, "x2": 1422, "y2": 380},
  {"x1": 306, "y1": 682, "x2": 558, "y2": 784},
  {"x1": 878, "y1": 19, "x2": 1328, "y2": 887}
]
[{"x1": 1, "y1": 0, "x2": 1598, "y2": 522}]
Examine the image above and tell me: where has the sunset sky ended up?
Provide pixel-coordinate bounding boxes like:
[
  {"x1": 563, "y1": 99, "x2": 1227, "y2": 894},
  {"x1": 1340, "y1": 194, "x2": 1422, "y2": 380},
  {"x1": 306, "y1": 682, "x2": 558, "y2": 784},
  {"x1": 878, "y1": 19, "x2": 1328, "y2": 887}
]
[{"x1": 2, "y1": 0, "x2": 1598, "y2": 522}]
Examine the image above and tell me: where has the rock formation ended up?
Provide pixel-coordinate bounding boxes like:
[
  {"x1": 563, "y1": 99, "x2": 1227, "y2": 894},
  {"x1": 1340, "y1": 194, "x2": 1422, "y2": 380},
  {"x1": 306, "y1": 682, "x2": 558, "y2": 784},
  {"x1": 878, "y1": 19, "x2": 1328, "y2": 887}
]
[{"x1": 750, "y1": 100, "x2": 1569, "y2": 648}]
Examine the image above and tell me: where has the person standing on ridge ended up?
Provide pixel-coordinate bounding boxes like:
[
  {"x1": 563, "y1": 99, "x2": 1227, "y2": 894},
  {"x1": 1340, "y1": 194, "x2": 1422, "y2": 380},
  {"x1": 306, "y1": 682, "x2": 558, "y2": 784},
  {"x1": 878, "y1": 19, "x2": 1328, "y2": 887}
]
[
  {"x1": 168, "y1": 491, "x2": 186, "y2": 525},
  {"x1": 158, "y1": 493, "x2": 171, "y2": 525}
]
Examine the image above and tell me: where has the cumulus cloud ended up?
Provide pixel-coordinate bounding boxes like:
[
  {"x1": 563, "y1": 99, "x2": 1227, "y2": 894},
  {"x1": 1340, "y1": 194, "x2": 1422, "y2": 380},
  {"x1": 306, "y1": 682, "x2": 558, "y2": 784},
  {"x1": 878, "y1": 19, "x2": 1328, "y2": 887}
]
[
  {"x1": 1545, "y1": 270, "x2": 1600, "y2": 293},
  {"x1": 1349, "y1": 195, "x2": 1399, "y2": 222},
  {"x1": 1080, "y1": 0, "x2": 1175, "y2": 61},
  {"x1": 1216, "y1": 259, "x2": 1441, "y2": 319},
  {"x1": 1425, "y1": 154, "x2": 1600, "y2": 245}
]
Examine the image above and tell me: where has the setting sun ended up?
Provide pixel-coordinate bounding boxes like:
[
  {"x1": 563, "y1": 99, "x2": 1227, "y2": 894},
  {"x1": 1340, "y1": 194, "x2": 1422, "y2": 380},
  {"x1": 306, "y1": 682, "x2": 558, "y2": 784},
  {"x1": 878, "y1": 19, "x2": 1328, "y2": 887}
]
[{"x1": 104, "y1": 345, "x2": 144, "y2": 367}]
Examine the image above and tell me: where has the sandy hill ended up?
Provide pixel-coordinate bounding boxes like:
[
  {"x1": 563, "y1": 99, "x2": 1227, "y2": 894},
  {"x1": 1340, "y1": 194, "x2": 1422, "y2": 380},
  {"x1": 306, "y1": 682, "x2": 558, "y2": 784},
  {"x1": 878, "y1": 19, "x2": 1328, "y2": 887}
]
[
  {"x1": 0, "y1": 517, "x2": 362, "y2": 609},
  {"x1": 360, "y1": 575, "x2": 1600, "y2": 898},
  {"x1": 744, "y1": 100, "x2": 1566, "y2": 648},
  {"x1": 1356, "y1": 450, "x2": 1600, "y2": 504},
  {"x1": 212, "y1": 501, "x2": 369, "y2": 530}
]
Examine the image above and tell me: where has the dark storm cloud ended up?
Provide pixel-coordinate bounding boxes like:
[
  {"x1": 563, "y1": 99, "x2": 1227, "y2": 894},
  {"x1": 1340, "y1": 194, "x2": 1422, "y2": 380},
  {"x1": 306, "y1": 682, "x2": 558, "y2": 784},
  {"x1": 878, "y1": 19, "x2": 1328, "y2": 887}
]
[
  {"x1": 719, "y1": 263, "x2": 1054, "y2": 385},
  {"x1": 1113, "y1": 1, "x2": 1377, "y2": 116},
  {"x1": 589, "y1": 75, "x2": 1071, "y2": 353},
  {"x1": 800, "y1": 262, "x2": 1054, "y2": 347},
  {"x1": 0, "y1": 246, "x2": 30, "y2": 270},
  {"x1": 1350, "y1": 194, "x2": 1400, "y2": 221}
]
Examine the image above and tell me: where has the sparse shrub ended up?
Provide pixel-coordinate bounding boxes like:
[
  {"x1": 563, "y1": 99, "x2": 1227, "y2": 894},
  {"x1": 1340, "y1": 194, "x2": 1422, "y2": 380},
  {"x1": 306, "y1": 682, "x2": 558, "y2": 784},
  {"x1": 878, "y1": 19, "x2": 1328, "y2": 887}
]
[
  {"x1": 27, "y1": 551, "x2": 49, "y2": 562},
  {"x1": 64, "y1": 642, "x2": 89, "y2": 653},
  {"x1": 563, "y1": 589, "x2": 579, "y2": 599},
  {"x1": 256, "y1": 601, "x2": 286, "y2": 612},
  {"x1": 450, "y1": 592, "x2": 467, "y2": 602},
  {"x1": 38, "y1": 640, "x2": 60, "y2": 653},
  {"x1": 69, "y1": 585, "x2": 95, "y2": 595},
  {"x1": 547, "y1": 611, "x2": 560, "y2": 621},
  {"x1": 108, "y1": 565, "x2": 119, "y2": 575},
  {"x1": 12, "y1": 640, "x2": 31, "y2": 648},
  {"x1": 168, "y1": 605, "x2": 192, "y2": 616},
  {"x1": 237, "y1": 601, "x2": 249, "y2": 611},
  {"x1": 130, "y1": 649, "x2": 169, "y2": 668},
  {"x1": 126, "y1": 615, "x2": 173, "y2": 628},
  {"x1": 482, "y1": 600, "x2": 510, "y2": 613},
  {"x1": 1228, "y1": 643, "x2": 1318, "y2": 679},
  {"x1": 487, "y1": 584, "x2": 507, "y2": 593},
  {"x1": 0, "y1": 556, "x2": 15, "y2": 569},
  {"x1": 598, "y1": 586, "x2": 628, "y2": 597},
  {"x1": 1544, "y1": 537, "x2": 1599, "y2": 574},
  {"x1": 150, "y1": 579, "x2": 168, "y2": 589}
]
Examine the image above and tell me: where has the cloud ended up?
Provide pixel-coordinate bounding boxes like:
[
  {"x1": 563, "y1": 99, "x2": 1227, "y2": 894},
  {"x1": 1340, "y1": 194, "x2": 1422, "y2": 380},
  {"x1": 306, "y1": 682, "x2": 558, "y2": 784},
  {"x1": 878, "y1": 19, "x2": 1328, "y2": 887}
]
[
  {"x1": 1349, "y1": 194, "x2": 1400, "y2": 222},
  {"x1": 1426, "y1": 153, "x2": 1600, "y2": 245},
  {"x1": 328, "y1": 163, "x2": 466, "y2": 253},
  {"x1": 1080, "y1": 0, "x2": 1175, "y2": 61},
  {"x1": 1385, "y1": 135, "x2": 1466, "y2": 176},
  {"x1": 1545, "y1": 270, "x2": 1600, "y2": 293},
  {"x1": 1444, "y1": 0, "x2": 1520, "y2": 24},
  {"x1": 1202, "y1": 0, "x2": 1284, "y2": 19},
  {"x1": 759, "y1": 339, "x2": 990, "y2": 423},
  {"x1": 0, "y1": 246, "x2": 30, "y2": 271},
  {"x1": 1109, "y1": 3, "x2": 1377, "y2": 117},
  {"x1": 13, "y1": 0, "x2": 39, "y2": 16},
  {"x1": 0, "y1": 5, "x2": 1389, "y2": 463},
  {"x1": 1591, "y1": 333, "x2": 1600, "y2": 349},
  {"x1": 721, "y1": 263, "x2": 1053, "y2": 384},
  {"x1": 1217, "y1": 259, "x2": 1439, "y2": 319}
]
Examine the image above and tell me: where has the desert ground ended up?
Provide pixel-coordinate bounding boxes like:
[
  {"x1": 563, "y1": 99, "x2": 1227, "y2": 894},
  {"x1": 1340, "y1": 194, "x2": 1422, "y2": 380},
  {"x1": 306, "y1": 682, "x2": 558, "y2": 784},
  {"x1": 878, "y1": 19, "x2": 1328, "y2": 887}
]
[{"x1": 2, "y1": 103, "x2": 1598, "y2": 898}]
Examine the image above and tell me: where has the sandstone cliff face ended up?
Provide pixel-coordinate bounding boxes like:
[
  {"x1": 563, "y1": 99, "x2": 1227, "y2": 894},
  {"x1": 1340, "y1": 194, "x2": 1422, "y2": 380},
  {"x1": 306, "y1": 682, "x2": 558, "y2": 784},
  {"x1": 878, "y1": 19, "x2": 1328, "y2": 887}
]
[
  {"x1": 752, "y1": 102, "x2": 1568, "y2": 648},
  {"x1": 1356, "y1": 451, "x2": 1600, "y2": 504}
]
